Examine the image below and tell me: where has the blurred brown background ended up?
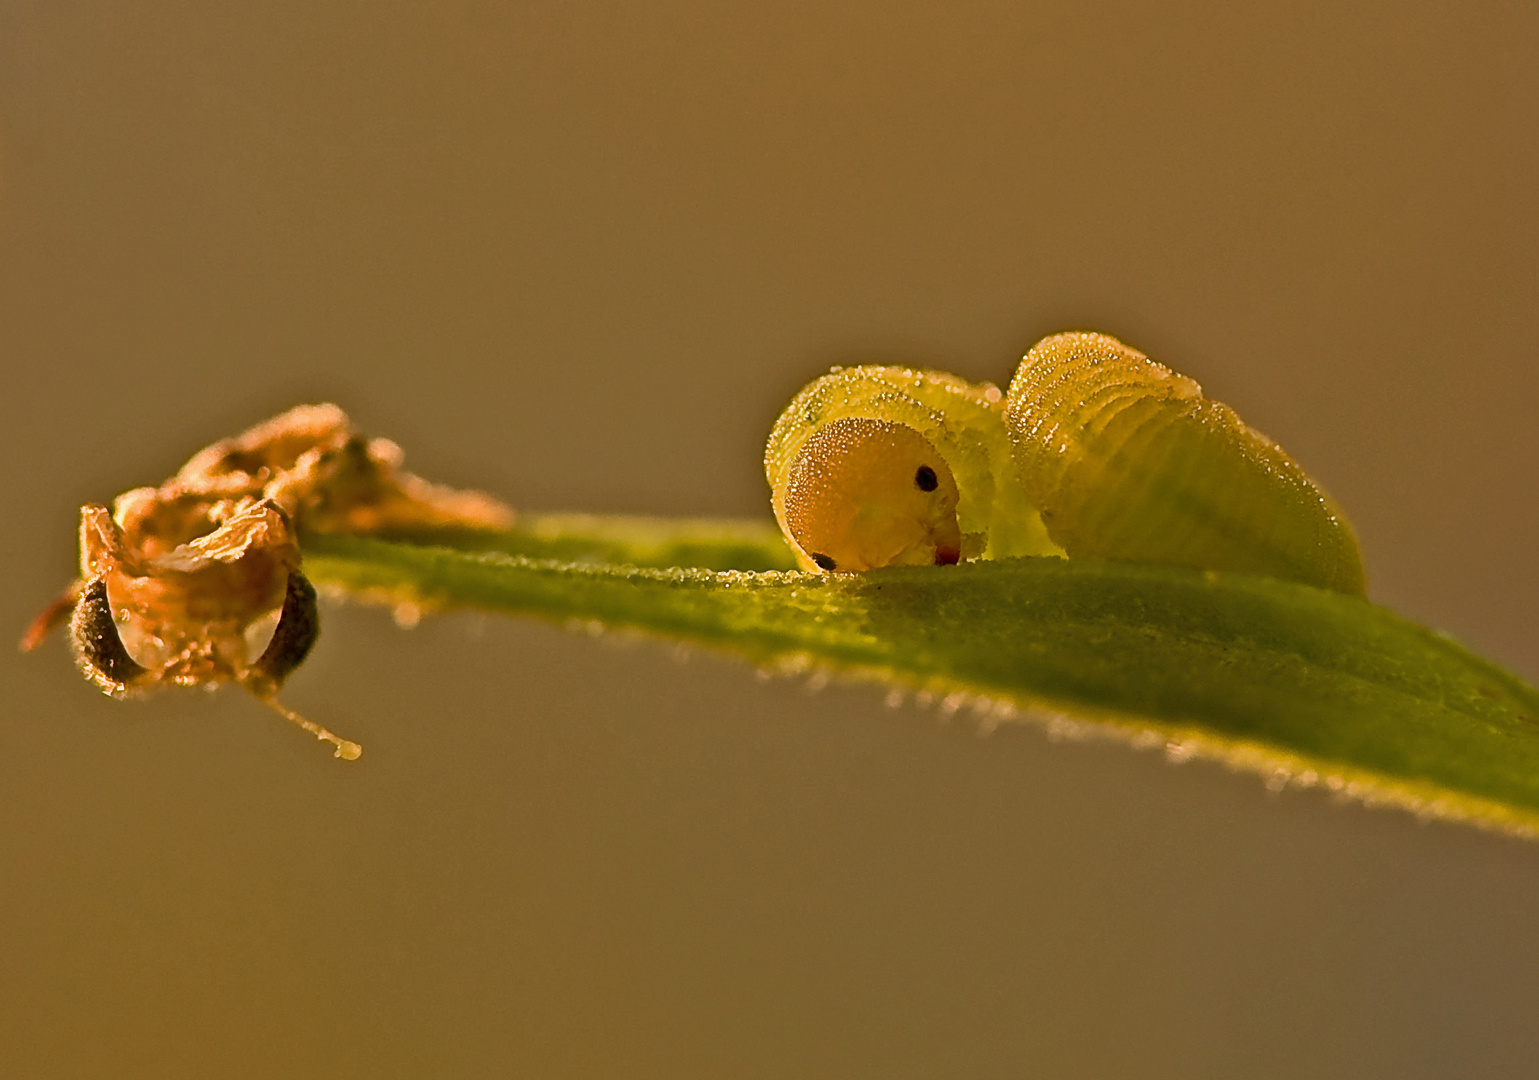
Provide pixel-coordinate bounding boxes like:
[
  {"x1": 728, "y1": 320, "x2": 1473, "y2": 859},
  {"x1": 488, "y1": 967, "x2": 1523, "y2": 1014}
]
[{"x1": 2, "y1": 2, "x2": 1537, "y2": 1076}]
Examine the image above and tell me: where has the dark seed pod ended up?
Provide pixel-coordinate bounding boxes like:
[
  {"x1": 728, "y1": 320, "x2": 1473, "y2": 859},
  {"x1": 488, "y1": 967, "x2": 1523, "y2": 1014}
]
[
  {"x1": 250, "y1": 569, "x2": 321, "y2": 691},
  {"x1": 69, "y1": 578, "x2": 150, "y2": 696}
]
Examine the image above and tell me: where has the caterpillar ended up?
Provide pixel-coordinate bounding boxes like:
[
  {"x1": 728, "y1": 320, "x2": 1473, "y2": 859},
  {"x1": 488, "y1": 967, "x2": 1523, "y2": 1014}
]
[{"x1": 765, "y1": 331, "x2": 1365, "y2": 595}]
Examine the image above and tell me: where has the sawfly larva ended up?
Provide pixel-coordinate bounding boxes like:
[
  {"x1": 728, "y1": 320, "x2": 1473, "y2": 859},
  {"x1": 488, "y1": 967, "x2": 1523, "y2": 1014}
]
[{"x1": 766, "y1": 332, "x2": 1364, "y2": 595}]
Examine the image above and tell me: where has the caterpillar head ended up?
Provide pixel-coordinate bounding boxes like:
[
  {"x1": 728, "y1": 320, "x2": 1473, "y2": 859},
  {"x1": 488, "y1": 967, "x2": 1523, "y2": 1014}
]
[{"x1": 777, "y1": 417, "x2": 963, "y2": 573}]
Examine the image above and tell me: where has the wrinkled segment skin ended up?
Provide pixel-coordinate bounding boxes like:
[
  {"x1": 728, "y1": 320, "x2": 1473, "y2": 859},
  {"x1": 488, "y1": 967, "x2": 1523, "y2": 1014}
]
[
  {"x1": 1004, "y1": 332, "x2": 1366, "y2": 595},
  {"x1": 765, "y1": 365, "x2": 1060, "y2": 573},
  {"x1": 780, "y1": 418, "x2": 963, "y2": 572}
]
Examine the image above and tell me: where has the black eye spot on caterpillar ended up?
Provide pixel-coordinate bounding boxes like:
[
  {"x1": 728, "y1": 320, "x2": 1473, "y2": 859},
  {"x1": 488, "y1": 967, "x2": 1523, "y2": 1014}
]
[{"x1": 914, "y1": 465, "x2": 939, "y2": 492}]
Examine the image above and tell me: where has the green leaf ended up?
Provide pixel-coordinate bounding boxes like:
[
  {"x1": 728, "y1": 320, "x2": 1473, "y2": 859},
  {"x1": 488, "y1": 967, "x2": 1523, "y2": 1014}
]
[
  {"x1": 355, "y1": 513, "x2": 799, "y2": 572},
  {"x1": 300, "y1": 519, "x2": 1539, "y2": 837}
]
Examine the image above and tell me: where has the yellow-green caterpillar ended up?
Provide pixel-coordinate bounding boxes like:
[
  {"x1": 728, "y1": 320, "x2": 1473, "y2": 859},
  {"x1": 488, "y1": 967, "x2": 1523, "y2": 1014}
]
[{"x1": 765, "y1": 331, "x2": 1365, "y2": 595}]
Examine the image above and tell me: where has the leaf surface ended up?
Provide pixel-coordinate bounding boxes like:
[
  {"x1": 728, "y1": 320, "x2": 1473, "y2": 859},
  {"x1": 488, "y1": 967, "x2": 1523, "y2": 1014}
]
[{"x1": 301, "y1": 519, "x2": 1539, "y2": 836}]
